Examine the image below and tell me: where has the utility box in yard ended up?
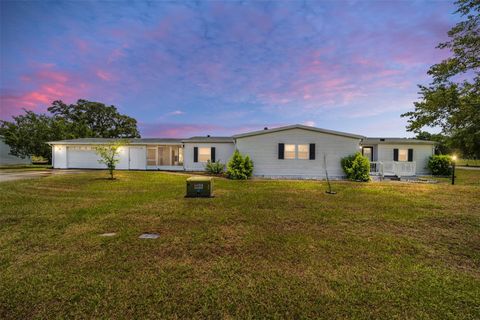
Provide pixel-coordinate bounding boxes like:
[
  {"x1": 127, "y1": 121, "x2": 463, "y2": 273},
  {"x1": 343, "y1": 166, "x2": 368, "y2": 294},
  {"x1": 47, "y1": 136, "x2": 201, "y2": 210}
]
[{"x1": 186, "y1": 177, "x2": 213, "y2": 198}]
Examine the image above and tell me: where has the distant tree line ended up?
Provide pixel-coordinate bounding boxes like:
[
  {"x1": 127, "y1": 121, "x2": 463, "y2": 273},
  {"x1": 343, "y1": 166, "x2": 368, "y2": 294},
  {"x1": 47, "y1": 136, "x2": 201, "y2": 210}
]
[
  {"x1": 402, "y1": 0, "x2": 479, "y2": 158},
  {"x1": 0, "y1": 99, "x2": 140, "y2": 162}
]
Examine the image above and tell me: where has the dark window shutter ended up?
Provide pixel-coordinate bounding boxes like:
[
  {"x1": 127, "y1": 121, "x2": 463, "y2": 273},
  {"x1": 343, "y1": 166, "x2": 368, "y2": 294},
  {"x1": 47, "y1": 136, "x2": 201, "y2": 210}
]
[
  {"x1": 309, "y1": 143, "x2": 315, "y2": 160},
  {"x1": 211, "y1": 147, "x2": 216, "y2": 162},
  {"x1": 278, "y1": 143, "x2": 284, "y2": 160},
  {"x1": 393, "y1": 148, "x2": 399, "y2": 161},
  {"x1": 193, "y1": 147, "x2": 198, "y2": 162},
  {"x1": 408, "y1": 148, "x2": 413, "y2": 162}
]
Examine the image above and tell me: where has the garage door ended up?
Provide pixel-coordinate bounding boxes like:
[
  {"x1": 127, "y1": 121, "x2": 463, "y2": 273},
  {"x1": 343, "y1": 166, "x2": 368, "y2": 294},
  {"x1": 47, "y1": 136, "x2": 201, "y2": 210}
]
[{"x1": 67, "y1": 146, "x2": 105, "y2": 169}]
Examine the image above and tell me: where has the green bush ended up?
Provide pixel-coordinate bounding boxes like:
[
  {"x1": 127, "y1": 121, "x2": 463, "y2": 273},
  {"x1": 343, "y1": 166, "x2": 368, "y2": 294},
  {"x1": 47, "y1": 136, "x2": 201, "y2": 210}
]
[
  {"x1": 341, "y1": 152, "x2": 370, "y2": 182},
  {"x1": 205, "y1": 160, "x2": 225, "y2": 174},
  {"x1": 226, "y1": 150, "x2": 254, "y2": 180},
  {"x1": 428, "y1": 155, "x2": 452, "y2": 175}
]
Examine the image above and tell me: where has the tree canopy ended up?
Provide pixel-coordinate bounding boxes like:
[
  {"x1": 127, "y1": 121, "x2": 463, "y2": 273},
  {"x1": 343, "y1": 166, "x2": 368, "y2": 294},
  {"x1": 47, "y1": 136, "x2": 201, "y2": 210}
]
[
  {"x1": 401, "y1": 0, "x2": 480, "y2": 158},
  {"x1": 0, "y1": 100, "x2": 140, "y2": 161},
  {"x1": 48, "y1": 100, "x2": 139, "y2": 139}
]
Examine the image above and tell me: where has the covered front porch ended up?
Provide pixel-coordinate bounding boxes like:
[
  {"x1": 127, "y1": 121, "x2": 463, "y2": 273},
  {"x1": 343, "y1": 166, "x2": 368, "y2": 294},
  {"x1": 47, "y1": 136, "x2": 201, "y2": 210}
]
[{"x1": 361, "y1": 143, "x2": 417, "y2": 177}]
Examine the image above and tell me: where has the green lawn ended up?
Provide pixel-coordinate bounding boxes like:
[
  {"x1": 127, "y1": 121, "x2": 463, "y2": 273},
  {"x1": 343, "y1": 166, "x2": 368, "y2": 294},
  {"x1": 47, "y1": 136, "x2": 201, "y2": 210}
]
[
  {"x1": 457, "y1": 159, "x2": 480, "y2": 167},
  {"x1": 1, "y1": 170, "x2": 479, "y2": 319}
]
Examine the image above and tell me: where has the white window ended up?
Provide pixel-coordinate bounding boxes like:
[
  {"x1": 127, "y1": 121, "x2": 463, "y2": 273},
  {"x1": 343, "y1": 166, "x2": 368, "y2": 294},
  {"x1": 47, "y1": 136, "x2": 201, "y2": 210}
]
[
  {"x1": 198, "y1": 147, "x2": 211, "y2": 162},
  {"x1": 284, "y1": 144, "x2": 295, "y2": 159},
  {"x1": 297, "y1": 144, "x2": 309, "y2": 160},
  {"x1": 398, "y1": 149, "x2": 408, "y2": 162}
]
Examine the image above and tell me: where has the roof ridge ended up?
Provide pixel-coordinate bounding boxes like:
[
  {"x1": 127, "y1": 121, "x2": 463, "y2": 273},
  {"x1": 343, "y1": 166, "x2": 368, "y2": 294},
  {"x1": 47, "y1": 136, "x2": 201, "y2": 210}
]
[{"x1": 233, "y1": 124, "x2": 364, "y2": 139}]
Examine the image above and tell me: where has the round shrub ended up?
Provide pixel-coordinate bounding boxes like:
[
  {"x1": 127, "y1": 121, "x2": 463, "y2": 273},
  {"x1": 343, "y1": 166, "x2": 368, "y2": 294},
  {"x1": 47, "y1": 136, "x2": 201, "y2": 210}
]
[
  {"x1": 428, "y1": 155, "x2": 452, "y2": 175},
  {"x1": 226, "y1": 150, "x2": 254, "y2": 180},
  {"x1": 341, "y1": 152, "x2": 370, "y2": 182}
]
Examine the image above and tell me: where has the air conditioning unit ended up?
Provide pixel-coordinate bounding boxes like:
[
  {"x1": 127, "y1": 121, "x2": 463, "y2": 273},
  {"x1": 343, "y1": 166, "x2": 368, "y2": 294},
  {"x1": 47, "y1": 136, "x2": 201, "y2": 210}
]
[{"x1": 186, "y1": 176, "x2": 213, "y2": 198}]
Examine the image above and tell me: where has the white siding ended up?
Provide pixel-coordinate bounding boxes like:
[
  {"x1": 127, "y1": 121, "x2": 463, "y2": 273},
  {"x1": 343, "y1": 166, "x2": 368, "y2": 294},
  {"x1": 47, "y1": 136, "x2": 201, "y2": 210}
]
[
  {"x1": 235, "y1": 128, "x2": 361, "y2": 179},
  {"x1": 377, "y1": 144, "x2": 435, "y2": 175},
  {"x1": 52, "y1": 145, "x2": 67, "y2": 168},
  {"x1": 183, "y1": 142, "x2": 235, "y2": 171}
]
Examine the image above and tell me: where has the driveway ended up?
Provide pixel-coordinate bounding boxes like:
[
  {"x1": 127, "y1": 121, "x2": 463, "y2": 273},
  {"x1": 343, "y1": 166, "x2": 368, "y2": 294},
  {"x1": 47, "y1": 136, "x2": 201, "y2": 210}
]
[{"x1": 0, "y1": 169, "x2": 88, "y2": 182}]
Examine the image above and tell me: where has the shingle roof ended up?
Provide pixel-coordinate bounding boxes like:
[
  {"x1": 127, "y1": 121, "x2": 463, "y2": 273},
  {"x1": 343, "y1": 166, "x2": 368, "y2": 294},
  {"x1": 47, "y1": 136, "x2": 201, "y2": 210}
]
[
  {"x1": 232, "y1": 124, "x2": 365, "y2": 139},
  {"x1": 362, "y1": 138, "x2": 437, "y2": 145}
]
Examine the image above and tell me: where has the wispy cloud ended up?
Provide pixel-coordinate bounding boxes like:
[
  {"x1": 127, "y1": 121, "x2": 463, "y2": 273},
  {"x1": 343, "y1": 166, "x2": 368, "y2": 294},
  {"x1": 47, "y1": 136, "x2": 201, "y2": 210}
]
[{"x1": 167, "y1": 110, "x2": 185, "y2": 116}]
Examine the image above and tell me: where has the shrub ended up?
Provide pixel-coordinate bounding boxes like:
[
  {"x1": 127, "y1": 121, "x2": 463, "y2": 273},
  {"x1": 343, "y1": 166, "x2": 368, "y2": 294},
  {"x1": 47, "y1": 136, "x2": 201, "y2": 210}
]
[
  {"x1": 226, "y1": 150, "x2": 254, "y2": 180},
  {"x1": 428, "y1": 155, "x2": 452, "y2": 175},
  {"x1": 341, "y1": 152, "x2": 370, "y2": 182},
  {"x1": 205, "y1": 160, "x2": 225, "y2": 174}
]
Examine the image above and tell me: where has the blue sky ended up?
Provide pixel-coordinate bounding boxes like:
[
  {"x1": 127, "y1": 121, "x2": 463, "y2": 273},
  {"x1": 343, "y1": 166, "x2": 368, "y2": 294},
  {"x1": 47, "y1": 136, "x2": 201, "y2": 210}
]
[{"x1": 0, "y1": 1, "x2": 458, "y2": 137}]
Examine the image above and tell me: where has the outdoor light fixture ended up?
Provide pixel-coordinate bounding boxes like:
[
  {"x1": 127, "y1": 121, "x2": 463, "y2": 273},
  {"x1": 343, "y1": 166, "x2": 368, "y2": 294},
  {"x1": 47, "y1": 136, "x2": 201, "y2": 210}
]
[{"x1": 451, "y1": 155, "x2": 457, "y2": 185}]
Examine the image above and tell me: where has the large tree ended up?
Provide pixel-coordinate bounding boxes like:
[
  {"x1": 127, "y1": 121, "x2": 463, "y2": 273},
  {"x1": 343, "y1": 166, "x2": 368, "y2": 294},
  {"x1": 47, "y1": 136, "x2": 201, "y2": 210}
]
[
  {"x1": 0, "y1": 100, "x2": 140, "y2": 161},
  {"x1": 401, "y1": 0, "x2": 480, "y2": 158},
  {"x1": 415, "y1": 131, "x2": 451, "y2": 155},
  {"x1": 0, "y1": 111, "x2": 68, "y2": 162},
  {"x1": 47, "y1": 100, "x2": 140, "y2": 138}
]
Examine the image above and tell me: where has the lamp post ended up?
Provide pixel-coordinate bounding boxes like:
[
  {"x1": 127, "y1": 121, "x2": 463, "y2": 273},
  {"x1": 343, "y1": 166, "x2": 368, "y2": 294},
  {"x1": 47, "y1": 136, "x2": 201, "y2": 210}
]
[{"x1": 451, "y1": 155, "x2": 457, "y2": 185}]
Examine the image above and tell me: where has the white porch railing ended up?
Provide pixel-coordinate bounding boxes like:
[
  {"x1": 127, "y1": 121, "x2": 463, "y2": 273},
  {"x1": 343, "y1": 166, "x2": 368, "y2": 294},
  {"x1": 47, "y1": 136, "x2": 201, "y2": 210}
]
[
  {"x1": 370, "y1": 161, "x2": 416, "y2": 177},
  {"x1": 370, "y1": 162, "x2": 383, "y2": 176}
]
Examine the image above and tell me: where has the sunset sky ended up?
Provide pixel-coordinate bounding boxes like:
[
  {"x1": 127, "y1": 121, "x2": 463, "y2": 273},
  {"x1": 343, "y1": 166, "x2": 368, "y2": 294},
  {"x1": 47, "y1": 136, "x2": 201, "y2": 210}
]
[{"x1": 0, "y1": 1, "x2": 458, "y2": 137}]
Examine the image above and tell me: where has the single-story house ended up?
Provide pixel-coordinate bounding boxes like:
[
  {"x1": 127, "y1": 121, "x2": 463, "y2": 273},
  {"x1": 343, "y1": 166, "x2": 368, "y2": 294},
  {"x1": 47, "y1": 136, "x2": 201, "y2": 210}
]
[
  {"x1": 1, "y1": 136, "x2": 31, "y2": 166},
  {"x1": 49, "y1": 124, "x2": 436, "y2": 178}
]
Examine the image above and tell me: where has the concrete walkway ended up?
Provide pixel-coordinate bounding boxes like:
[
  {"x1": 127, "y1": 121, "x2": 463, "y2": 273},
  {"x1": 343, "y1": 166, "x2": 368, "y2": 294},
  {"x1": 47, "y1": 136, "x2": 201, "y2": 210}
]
[{"x1": 0, "y1": 169, "x2": 88, "y2": 182}]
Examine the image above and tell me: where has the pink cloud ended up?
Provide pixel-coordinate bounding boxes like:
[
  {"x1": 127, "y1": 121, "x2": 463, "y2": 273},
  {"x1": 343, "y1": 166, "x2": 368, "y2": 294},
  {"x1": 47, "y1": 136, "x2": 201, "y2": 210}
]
[
  {"x1": 96, "y1": 70, "x2": 112, "y2": 81},
  {"x1": 74, "y1": 38, "x2": 90, "y2": 52},
  {"x1": 0, "y1": 65, "x2": 90, "y2": 119}
]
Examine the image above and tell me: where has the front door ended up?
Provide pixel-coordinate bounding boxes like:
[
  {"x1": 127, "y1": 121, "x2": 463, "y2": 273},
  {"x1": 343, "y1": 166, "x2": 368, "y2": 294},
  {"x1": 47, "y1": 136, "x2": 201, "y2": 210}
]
[
  {"x1": 129, "y1": 147, "x2": 146, "y2": 170},
  {"x1": 362, "y1": 147, "x2": 373, "y2": 161}
]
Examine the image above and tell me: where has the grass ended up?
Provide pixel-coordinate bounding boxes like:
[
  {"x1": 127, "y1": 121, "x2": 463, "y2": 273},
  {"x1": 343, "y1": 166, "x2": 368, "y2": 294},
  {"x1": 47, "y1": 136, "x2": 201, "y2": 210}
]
[
  {"x1": 0, "y1": 169, "x2": 479, "y2": 319},
  {"x1": 457, "y1": 159, "x2": 480, "y2": 167}
]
